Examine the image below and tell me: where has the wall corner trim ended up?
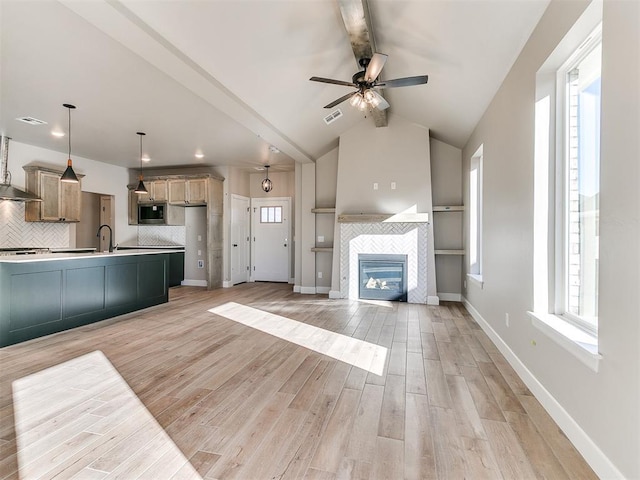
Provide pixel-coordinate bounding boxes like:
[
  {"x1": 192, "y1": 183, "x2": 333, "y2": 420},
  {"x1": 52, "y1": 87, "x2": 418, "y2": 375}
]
[
  {"x1": 462, "y1": 297, "x2": 624, "y2": 480},
  {"x1": 293, "y1": 285, "x2": 301, "y2": 293},
  {"x1": 427, "y1": 295, "x2": 440, "y2": 305},
  {"x1": 329, "y1": 290, "x2": 342, "y2": 299}
]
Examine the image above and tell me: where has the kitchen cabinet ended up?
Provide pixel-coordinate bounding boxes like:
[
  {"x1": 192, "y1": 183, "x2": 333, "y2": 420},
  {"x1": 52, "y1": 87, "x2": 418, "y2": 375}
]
[
  {"x1": 169, "y1": 178, "x2": 207, "y2": 205},
  {"x1": 24, "y1": 166, "x2": 82, "y2": 222},
  {"x1": 137, "y1": 180, "x2": 168, "y2": 203}
]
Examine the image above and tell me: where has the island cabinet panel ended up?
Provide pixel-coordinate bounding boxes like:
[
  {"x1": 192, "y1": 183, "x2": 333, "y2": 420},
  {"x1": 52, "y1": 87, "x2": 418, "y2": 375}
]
[
  {"x1": 10, "y1": 270, "x2": 63, "y2": 334},
  {"x1": 24, "y1": 166, "x2": 82, "y2": 222},
  {"x1": 106, "y1": 263, "x2": 138, "y2": 308},
  {"x1": 65, "y1": 266, "x2": 106, "y2": 318},
  {"x1": 0, "y1": 252, "x2": 171, "y2": 347}
]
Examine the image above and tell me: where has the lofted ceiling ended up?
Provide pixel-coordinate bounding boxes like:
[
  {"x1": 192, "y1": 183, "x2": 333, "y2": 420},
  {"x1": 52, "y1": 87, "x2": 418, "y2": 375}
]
[{"x1": 0, "y1": 0, "x2": 550, "y2": 172}]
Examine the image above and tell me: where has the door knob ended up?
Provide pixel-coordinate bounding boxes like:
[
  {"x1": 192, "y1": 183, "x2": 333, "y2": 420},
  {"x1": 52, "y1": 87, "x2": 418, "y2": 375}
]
[
  {"x1": 284, "y1": 243, "x2": 287, "y2": 247},
  {"x1": 233, "y1": 244, "x2": 238, "y2": 247}
]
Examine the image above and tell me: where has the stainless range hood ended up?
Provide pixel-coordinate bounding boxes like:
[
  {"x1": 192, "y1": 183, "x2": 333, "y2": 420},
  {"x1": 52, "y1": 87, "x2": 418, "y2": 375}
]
[{"x1": 0, "y1": 136, "x2": 41, "y2": 202}]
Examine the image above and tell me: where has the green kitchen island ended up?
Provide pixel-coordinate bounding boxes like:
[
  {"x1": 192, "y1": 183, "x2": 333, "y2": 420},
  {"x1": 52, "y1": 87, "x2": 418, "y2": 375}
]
[{"x1": 0, "y1": 249, "x2": 183, "y2": 347}]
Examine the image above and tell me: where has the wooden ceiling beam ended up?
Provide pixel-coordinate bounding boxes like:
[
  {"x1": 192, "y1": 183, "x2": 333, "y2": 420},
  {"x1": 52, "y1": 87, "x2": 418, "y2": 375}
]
[{"x1": 337, "y1": 0, "x2": 388, "y2": 127}]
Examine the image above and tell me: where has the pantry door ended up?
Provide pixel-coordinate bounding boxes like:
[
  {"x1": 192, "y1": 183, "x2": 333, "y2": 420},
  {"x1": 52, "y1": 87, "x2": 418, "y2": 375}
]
[{"x1": 251, "y1": 197, "x2": 291, "y2": 282}]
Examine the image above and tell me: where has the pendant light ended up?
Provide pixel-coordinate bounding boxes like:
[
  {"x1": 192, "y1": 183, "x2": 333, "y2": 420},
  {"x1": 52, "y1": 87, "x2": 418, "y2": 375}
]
[
  {"x1": 134, "y1": 132, "x2": 148, "y2": 194},
  {"x1": 262, "y1": 165, "x2": 273, "y2": 193},
  {"x1": 60, "y1": 104, "x2": 79, "y2": 183}
]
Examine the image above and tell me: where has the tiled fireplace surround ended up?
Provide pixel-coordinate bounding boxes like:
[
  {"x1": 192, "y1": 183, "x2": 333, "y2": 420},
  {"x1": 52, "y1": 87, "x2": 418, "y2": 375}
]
[{"x1": 339, "y1": 221, "x2": 430, "y2": 304}]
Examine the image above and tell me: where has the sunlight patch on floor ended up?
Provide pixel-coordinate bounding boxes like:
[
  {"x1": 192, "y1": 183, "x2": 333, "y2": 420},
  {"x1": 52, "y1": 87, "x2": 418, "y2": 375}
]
[
  {"x1": 209, "y1": 302, "x2": 388, "y2": 376},
  {"x1": 12, "y1": 351, "x2": 201, "y2": 479}
]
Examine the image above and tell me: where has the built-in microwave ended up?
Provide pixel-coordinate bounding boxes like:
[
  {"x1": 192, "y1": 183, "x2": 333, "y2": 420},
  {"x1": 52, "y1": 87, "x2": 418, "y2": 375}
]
[{"x1": 138, "y1": 203, "x2": 166, "y2": 224}]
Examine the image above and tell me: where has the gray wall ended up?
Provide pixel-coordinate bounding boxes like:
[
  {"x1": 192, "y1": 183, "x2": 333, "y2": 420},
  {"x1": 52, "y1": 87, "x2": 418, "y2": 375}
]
[
  {"x1": 315, "y1": 147, "x2": 338, "y2": 290},
  {"x1": 462, "y1": 0, "x2": 639, "y2": 477}
]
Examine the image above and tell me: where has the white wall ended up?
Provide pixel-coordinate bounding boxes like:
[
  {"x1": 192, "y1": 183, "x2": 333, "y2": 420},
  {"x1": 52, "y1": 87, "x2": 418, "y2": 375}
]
[
  {"x1": 462, "y1": 0, "x2": 639, "y2": 477},
  {"x1": 6, "y1": 140, "x2": 137, "y2": 246}
]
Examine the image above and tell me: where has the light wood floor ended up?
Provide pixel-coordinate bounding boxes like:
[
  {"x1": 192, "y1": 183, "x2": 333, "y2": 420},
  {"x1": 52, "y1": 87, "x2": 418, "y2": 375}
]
[{"x1": 0, "y1": 283, "x2": 598, "y2": 479}]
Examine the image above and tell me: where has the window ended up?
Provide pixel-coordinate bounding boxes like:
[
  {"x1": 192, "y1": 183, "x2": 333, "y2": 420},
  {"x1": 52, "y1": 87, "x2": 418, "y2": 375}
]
[
  {"x1": 260, "y1": 206, "x2": 282, "y2": 223},
  {"x1": 469, "y1": 145, "x2": 483, "y2": 279},
  {"x1": 562, "y1": 38, "x2": 601, "y2": 331},
  {"x1": 531, "y1": 12, "x2": 602, "y2": 370}
]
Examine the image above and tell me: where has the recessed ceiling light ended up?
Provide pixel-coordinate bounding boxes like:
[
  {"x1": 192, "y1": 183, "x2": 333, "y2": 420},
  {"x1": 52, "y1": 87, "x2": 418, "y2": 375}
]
[
  {"x1": 51, "y1": 130, "x2": 65, "y2": 137},
  {"x1": 195, "y1": 152, "x2": 204, "y2": 159},
  {"x1": 141, "y1": 155, "x2": 151, "y2": 162},
  {"x1": 16, "y1": 116, "x2": 47, "y2": 126},
  {"x1": 269, "y1": 145, "x2": 280, "y2": 154},
  {"x1": 254, "y1": 166, "x2": 265, "y2": 171}
]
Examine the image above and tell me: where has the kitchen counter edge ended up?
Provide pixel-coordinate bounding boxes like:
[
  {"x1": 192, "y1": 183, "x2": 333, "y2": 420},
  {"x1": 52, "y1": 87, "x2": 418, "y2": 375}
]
[{"x1": 0, "y1": 248, "x2": 185, "y2": 263}]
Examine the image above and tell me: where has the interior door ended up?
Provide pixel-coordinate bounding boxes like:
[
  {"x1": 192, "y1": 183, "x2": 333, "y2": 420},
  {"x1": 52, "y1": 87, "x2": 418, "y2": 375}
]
[
  {"x1": 231, "y1": 194, "x2": 250, "y2": 285},
  {"x1": 251, "y1": 197, "x2": 290, "y2": 282}
]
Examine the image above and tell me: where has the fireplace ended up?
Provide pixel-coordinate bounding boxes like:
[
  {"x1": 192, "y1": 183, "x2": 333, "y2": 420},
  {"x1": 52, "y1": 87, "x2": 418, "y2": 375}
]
[{"x1": 358, "y1": 254, "x2": 407, "y2": 302}]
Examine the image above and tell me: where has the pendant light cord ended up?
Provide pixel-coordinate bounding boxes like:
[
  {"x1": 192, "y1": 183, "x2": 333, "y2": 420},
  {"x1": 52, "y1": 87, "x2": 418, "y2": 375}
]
[{"x1": 67, "y1": 107, "x2": 71, "y2": 158}]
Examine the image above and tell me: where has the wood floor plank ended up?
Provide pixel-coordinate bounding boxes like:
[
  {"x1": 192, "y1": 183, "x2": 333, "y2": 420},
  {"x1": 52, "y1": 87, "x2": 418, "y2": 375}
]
[
  {"x1": 377, "y1": 374, "x2": 405, "y2": 440},
  {"x1": 482, "y1": 419, "x2": 537, "y2": 480},
  {"x1": 404, "y1": 393, "x2": 436, "y2": 480},
  {"x1": 424, "y1": 359, "x2": 453, "y2": 408}
]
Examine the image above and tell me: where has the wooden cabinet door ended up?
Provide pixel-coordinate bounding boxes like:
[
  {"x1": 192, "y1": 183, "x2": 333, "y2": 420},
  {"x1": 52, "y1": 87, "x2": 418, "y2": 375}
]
[
  {"x1": 39, "y1": 171, "x2": 61, "y2": 221},
  {"x1": 168, "y1": 179, "x2": 186, "y2": 204},
  {"x1": 60, "y1": 181, "x2": 81, "y2": 222},
  {"x1": 186, "y1": 178, "x2": 207, "y2": 204},
  {"x1": 151, "y1": 180, "x2": 168, "y2": 202}
]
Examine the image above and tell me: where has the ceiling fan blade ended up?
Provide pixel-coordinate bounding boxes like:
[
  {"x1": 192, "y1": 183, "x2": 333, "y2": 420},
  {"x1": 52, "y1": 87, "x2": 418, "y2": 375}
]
[
  {"x1": 310, "y1": 76, "x2": 357, "y2": 87},
  {"x1": 324, "y1": 91, "x2": 357, "y2": 109},
  {"x1": 371, "y1": 90, "x2": 390, "y2": 111},
  {"x1": 376, "y1": 75, "x2": 429, "y2": 88},
  {"x1": 365, "y1": 53, "x2": 388, "y2": 82}
]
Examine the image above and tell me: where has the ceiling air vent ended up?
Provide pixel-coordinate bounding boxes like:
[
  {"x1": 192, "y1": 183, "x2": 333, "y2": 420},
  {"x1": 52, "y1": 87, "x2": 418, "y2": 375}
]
[
  {"x1": 323, "y1": 109, "x2": 343, "y2": 125},
  {"x1": 16, "y1": 116, "x2": 47, "y2": 126}
]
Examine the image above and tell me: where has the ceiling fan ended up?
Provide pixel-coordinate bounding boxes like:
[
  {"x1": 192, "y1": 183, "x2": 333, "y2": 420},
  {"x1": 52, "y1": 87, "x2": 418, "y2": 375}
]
[{"x1": 310, "y1": 53, "x2": 428, "y2": 111}]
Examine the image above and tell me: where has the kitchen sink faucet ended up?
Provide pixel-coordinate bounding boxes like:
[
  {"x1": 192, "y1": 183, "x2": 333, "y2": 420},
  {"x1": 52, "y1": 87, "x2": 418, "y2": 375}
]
[{"x1": 97, "y1": 224, "x2": 114, "y2": 252}]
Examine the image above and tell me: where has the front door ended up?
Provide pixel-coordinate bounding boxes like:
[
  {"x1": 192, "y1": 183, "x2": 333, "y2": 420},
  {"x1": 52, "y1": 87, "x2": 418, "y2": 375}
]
[
  {"x1": 231, "y1": 194, "x2": 250, "y2": 285},
  {"x1": 251, "y1": 197, "x2": 290, "y2": 282}
]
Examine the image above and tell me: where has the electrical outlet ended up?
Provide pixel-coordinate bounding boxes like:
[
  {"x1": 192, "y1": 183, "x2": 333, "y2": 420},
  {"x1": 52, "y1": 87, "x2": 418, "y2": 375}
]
[
  {"x1": 317, "y1": 235, "x2": 324, "y2": 243},
  {"x1": 197, "y1": 249, "x2": 202, "y2": 256},
  {"x1": 373, "y1": 182, "x2": 378, "y2": 190},
  {"x1": 505, "y1": 313, "x2": 510, "y2": 327},
  {"x1": 197, "y1": 235, "x2": 202, "y2": 241},
  {"x1": 318, "y1": 271, "x2": 323, "y2": 279},
  {"x1": 197, "y1": 260, "x2": 204, "y2": 268},
  {"x1": 391, "y1": 181, "x2": 396, "y2": 190}
]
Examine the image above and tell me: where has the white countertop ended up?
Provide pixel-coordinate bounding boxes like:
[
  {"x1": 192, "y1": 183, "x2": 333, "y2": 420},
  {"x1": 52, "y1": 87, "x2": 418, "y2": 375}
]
[{"x1": 0, "y1": 248, "x2": 184, "y2": 263}]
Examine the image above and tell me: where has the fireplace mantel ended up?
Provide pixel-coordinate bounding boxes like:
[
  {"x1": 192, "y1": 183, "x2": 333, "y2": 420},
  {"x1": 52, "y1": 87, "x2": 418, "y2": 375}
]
[{"x1": 337, "y1": 213, "x2": 429, "y2": 223}]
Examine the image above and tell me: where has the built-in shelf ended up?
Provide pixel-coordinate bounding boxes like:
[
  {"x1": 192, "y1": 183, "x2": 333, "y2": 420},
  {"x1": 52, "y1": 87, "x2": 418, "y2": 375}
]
[
  {"x1": 311, "y1": 247, "x2": 334, "y2": 253},
  {"x1": 311, "y1": 207, "x2": 336, "y2": 214},
  {"x1": 433, "y1": 205, "x2": 464, "y2": 212},
  {"x1": 434, "y1": 249, "x2": 465, "y2": 255},
  {"x1": 338, "y1": 213, "x2": 429, "y2": 223}
]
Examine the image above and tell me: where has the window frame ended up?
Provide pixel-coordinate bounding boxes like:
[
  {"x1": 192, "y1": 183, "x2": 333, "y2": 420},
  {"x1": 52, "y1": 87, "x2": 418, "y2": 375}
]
[
  {"x1": 469, "y1": 145, "x2": 483, "y2": 280},
  {"x1": 555, "y1": 26, "x2": 602, "y2": 335}
]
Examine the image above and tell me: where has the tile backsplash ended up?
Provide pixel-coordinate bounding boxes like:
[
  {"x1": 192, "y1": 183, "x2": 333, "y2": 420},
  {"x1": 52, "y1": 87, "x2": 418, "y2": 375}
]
[
  {"x1": 137, "y1": 225, "x2": 186, "y2": 246},
  {"x1": 0, "y1": 201, "x2": 70, "y2": 248}
]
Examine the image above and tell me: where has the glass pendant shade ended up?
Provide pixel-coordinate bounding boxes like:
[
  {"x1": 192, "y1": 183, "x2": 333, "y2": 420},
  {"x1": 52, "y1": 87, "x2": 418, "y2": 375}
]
[
  {"x1": 262, "y1": 165, "x2": 273, "y2": 192},
  {"x1": 60, "y1": 104, "x2": 79, "y2": 183}
]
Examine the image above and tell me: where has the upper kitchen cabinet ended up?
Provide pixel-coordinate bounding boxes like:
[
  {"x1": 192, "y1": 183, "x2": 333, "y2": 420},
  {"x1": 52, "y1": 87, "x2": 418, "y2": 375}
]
[
  {"x1": 23, "y1": 166, "x2": 82, "y2": 222},
  {"x1": 137, "y1": 180, "x2": 168, "y2": 203},
  {"x1": 169, "y1": 178, "x2": 207, "y2": 205}
]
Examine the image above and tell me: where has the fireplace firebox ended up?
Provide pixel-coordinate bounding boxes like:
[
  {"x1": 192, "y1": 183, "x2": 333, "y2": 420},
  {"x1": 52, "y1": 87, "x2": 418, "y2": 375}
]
[{"x1": 358, "y1": 254, "x2": 408, "y2": 302}]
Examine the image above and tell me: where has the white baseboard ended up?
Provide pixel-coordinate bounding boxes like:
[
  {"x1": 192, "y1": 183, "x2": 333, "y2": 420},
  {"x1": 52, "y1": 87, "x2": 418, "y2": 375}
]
[
  {"x1": 438, "y1": 292, "x2": 462, "y2": 302},
  {"x1": 316, "y1": 286, "x2": 331, "y2": 294},
  {"x1": 289, "y1": 277, "x2": 295, "y2": 285},
  {"x1": 181, "y1": 279, "x2": 208, "y2": 287},
  {"x1": 329, "y1": 290, "x2": 342, "y2": 299},
  {"x1": 293, "y1": 285, "x2": 301, "y2": 293},
  {"x1": 427, "y1": 295, "x2": 440, "y2": 305},
  {"x1": 462, "y1": 297, "x2": 624, "y2": 480},
  {"x1": 300, "y1": 286, "x2": 316, "y2": 294},
  {"x1": 222, "y1": 280, "x2": 232, "y2": 288}
]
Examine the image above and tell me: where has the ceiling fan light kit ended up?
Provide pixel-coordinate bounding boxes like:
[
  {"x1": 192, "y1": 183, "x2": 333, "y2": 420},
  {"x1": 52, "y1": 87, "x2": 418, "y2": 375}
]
[{"x1": 310, "y1": 52, "x2": 428, "y2": 112}]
